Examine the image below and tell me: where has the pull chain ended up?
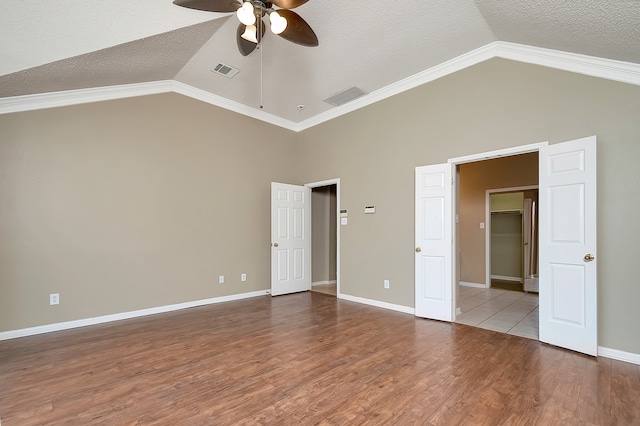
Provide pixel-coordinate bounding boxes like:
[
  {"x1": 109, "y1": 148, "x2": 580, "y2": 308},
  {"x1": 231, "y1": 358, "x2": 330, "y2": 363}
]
[{"x1": 259, "y1": 13, "x2": 264, "y2": 109}]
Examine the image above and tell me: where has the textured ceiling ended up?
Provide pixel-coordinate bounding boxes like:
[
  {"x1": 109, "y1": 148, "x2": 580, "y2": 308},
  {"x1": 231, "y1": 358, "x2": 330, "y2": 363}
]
[{"x1": 0, "y1": 0, "x2": 639, "y2": 123}]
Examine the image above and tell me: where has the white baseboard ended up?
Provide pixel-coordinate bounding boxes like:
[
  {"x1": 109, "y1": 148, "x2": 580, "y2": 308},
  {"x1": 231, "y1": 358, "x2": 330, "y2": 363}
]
[
  {"x1": 338, "y1": 293, "x2": 414, "y2": 315},
  {"x1": 459, "y1": 281, "x2": 486, "y2": 288},
  {"x1": 491, "y1": 275, "x2": 523, "y2": 283},
  {"x1": 0, "y1": 290, "x2": 268, "y2": 341},
  {"x1": 598, "y1": 346, "x2": 640, "y2": 366},
  {"x1": 312, "y1": 280, "x2": 337, "y2": 286}
]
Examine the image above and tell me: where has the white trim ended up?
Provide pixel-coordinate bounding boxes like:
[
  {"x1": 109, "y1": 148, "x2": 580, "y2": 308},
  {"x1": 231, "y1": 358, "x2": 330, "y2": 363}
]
[
  {"x1": 0, "y1": 290, "x2": 267, "y2": 341},
  {"x1": 449, "y1": 142, "x2": 548, "y2": 165},
  {"x1": 305, "y1": 179, "x2": 341, "y2": 298},
  {"x1": 339, "y1": 293, "x2": 415, "y2": 315},
  {"x1": 171, "y1": 81, "x2": 300, "y2": 132},
  {"x1": 495, "y1": 41, "x2": 640, "y2": 88},
  {"x1": 296, "y1": 43, "x2": 497, "y2": 131},
  {"x1": 598, "y1": 346, "x2": 640, "y2": 366},
  {"x1": 3, "y1": 43, "x2": 639, "y2": 131},
  {"x1": 312, "y1": 280, "x2": 337, "y2": 286},
  {"x1": 491, "y1": 275, "x2": 523, "y2": 283},
  {"x1": 0, "y1": 81, "x2": 173, "y2": 115},
  {"x1": 459, "y1": 281, "x2": 485, "y2": 289}
]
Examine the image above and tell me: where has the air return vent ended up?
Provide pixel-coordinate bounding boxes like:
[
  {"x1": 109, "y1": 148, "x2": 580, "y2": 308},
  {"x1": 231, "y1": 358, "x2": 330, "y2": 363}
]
[
  {"x1": 323, "y1": 86, "x2": 368, "y2": 106},
  {"x1": 211, "y1": 62, "x2": 239, "y2": 78}
]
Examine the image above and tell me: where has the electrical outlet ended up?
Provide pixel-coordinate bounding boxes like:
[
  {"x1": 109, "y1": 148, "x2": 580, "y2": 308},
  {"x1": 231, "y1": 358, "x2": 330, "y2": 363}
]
[
  {"x1": 241, "y1": 273, "x2": 247, "y2": 282},
  {"x1": 219, "y1": 275, "x2": 225, "y2": 284},
  {"x1": 384, "y1": 280, "x2": 390, "y2": 289},
  {"x1": 50, "y1": 293, "x2": 60, "y2": 305}
]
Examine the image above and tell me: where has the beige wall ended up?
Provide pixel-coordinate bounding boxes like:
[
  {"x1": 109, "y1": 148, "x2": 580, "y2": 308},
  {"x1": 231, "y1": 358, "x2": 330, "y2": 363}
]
[
  {"x1": 311, "y1": 185, "x2": 337, "y2": 283},
  {"x1": 2, "y1": 58, "x2": 640, "y2": 356},
  {"x1": 297, "y1": 58, "x2": 640, "y2": 355},
  {"x1": 459, "y1": 155, "x2": 537, "y2": 284},
  {"x1": 0, "y1": 93, "x2": 298, "y2": 331}
]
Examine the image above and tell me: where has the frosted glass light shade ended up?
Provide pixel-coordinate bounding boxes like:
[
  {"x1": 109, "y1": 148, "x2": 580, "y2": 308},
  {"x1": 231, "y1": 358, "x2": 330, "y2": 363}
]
[
  {"x1": 241, "y1": 24, "x2": 258, "y2": 43},
  {"x1": 237, "y1": 2, "x2": 256, "y2": 26},
  {"x1": 269, "y1": 11, "x2": 287, "y2": 35}
]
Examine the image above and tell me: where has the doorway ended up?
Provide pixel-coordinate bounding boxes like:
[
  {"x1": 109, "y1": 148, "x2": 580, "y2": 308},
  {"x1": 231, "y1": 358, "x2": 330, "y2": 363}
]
[
  {"x1": 487, "y1": 187, "x2": 539, "y2": 292},
  {"x1": 415, "y1": 137, "x2": 598, "y2": 355},
  {"x1": 306, "y1": 179, "x2": 340, "y2": 297},
  {"x1": 455, "y1": 155, "x2": 540, "y2": 339}
]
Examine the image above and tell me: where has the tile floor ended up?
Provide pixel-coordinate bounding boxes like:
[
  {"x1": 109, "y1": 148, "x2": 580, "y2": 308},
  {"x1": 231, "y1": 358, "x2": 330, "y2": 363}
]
[
  {"x1": 456, "y1": 285, "x2": 539, "y2": 340},
  {"x1": 311, "y1": 283, "x2": 337, "y2": 296}
]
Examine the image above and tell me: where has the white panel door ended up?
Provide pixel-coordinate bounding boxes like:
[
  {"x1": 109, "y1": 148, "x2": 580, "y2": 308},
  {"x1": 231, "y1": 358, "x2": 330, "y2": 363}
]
[
  {"x1": 271, "y1": 182, "x2": 311, "y2": 296},
  {"x1": 539, "y1": 136, "x2": 597, "y2": 355},
  {"x1": 415, "y1": 164, "x2": 453, "y2": 321}
]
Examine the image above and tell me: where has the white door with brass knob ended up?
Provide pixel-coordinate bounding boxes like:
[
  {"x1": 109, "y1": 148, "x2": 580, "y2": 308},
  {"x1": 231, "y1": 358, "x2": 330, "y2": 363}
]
[
  {"x1": 414, "y1": 163, "x2": 453, "y2": 322},
  {"x1": 539, "y1": 136, "x2": 597, "y2": 356},
  {"x1": 271, "y1": 182, "x2": 311, "y2": 296}
]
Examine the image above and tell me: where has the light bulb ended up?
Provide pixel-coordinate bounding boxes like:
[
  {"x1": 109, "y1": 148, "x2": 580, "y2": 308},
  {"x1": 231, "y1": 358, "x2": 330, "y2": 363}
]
[
  {"x1": 241, "y1": 25, "x2": 258, "y2": 43},
  {"x1": 269, "y1": 11, "x2": 287, "y2": 35},
  {"x1": 237, "y1": 2, "x2": 256, "y2": 26}
]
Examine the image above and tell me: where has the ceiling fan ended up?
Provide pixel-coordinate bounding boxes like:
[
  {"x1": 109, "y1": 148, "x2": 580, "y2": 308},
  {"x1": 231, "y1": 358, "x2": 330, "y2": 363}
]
[{"x1": 173, "y1": 0, "x2": 318, "y2": 56}]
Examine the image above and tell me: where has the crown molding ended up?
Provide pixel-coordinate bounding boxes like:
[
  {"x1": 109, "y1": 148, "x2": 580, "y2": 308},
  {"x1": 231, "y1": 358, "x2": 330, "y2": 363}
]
[
  {"x1": 495, "y1": 41, "x2": 640, "y2": 88},
  {"x1": 295, "y1": 42, "x2": 640, "y2": 131},
  {"x1": 171, "y1": 81, "x2": 300, "y2": 131},
  {"x1": 295, "y1": 43, "x2": 498, "y2": 131},
  {"x1": 0, "y1": 81, "x2": 173, "y2": 115},
  {"x1": 1, "y1": 42, "x2": 639, "y2": 131}
]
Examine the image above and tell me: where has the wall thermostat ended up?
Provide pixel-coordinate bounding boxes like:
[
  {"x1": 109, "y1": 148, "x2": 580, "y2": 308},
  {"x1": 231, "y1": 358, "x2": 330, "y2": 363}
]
[{"x1": 364, "y1": 206, "x2": 376, "y2": 214}]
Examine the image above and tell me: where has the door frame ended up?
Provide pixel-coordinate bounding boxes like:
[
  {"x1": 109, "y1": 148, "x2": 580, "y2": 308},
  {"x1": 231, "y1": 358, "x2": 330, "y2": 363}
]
[
  {"x1": 485, "y1": 185, "x2": 539, "y2": 289},
  {"x1": 305, "y1": 178, "x2": 341, "y2": 297},
  {"x1": 449, "y1": 142, "x2": 548, "y2": 321}
]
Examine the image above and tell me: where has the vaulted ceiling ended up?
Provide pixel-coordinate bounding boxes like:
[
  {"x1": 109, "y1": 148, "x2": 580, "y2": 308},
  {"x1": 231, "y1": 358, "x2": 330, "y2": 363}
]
[{"x1": 1, "y1": 0, "x2": 639, "y2": 128}]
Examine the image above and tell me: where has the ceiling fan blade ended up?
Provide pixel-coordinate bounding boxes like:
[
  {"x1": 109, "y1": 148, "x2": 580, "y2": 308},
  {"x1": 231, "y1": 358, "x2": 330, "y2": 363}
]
[
  {"x1": 173, "y1": 0, "x2": 240, "y2": 13},
  {"x1": 236, "y1": 22, "x2": 266, "y2": 56},
  {"x1": 271, "y1": 0, "x2": 310, "y2": 9},
  {"x1": 276, "y1": 9, "x2": 318, "y2": 47}
]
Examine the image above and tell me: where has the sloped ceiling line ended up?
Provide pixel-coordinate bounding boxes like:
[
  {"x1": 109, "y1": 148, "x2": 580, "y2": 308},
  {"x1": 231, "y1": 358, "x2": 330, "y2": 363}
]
[{"x1": 1, "y1": 42, "x2": 639, "y2": 133}]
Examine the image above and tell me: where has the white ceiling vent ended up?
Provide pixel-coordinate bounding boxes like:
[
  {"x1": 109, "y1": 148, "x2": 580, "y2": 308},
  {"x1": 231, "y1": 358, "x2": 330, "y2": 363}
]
[
  {"x1": 211, "y1": 63, "x2": 239, "y2": 78},
  {"x1": 323, "y1": 86, "x2": 368, "y2": 107}
]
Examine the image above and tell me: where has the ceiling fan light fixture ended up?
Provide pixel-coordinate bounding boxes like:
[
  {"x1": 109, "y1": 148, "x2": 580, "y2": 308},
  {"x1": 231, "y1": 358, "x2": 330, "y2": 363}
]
[
  {"x1": 237, "y1": 2, "x2": 256, "y2": 26},
  {"x1": 269, "y1": 11, "x2": 287, "y2": 35},
  {"x1": 241, "y1": 24, "x2": 258, "y2": 43}
]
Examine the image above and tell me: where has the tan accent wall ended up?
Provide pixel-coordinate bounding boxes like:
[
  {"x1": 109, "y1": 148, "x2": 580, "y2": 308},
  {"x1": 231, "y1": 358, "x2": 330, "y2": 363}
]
[
  {"x1": 297, "y1": 58, "x2": 640, "y2": 355},
  {"x1": 311, "y1": 185, "x2": 337, "y2": 283},
  {"x1": 0, "y1": 93, "x2": 298, "y2": 332},
  {"x1": 459, "y1": 155, "x2": 537, "y2": 285}
]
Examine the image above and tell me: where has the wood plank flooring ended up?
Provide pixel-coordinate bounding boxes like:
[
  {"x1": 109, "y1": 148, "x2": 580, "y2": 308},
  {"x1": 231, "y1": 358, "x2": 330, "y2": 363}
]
[{"x1": 1, "y1": 292, "x2": 639, "y2": 425}]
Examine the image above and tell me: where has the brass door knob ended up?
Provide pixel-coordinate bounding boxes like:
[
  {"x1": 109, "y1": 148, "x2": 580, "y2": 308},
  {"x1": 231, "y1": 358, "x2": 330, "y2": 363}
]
[
  {"x1": 415, "y1": 247, "x2": 422, "y2": 253},
  {"x1": 273, "y1": 243, "x2": 279, "y2": 247},
  {"x1": 584, "y1": 253, "x2": 594, "y2": 262}
]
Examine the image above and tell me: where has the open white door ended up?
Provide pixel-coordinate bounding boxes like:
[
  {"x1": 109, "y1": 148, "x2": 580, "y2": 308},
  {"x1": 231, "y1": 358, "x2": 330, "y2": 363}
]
[
  {"x1": 539, "y1": 136, "x2": 597, "y2": 355},
  {"x1": 271, "y1": 182, "x2": 311, "y2": 296},
  {"x1": 415, "y1": 164, "x2": 453, "y2": 321}
]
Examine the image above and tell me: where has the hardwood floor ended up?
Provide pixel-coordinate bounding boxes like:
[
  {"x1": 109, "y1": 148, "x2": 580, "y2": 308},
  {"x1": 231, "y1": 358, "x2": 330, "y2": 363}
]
[{"x1": 1, "y1": 292, "x2": 639, "y2": 425}]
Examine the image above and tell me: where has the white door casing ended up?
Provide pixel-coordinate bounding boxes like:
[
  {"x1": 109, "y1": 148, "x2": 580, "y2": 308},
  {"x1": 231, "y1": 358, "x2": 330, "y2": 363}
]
[
  {"x1": 271, "y1": 182, "x2": 311, "y2": 296},
  {"x1": 539, "y1": 136, "x2": 597, "y2": 355},
  {"x1": 415, "y1": 164, "x2": 453, "y2": 321}
]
